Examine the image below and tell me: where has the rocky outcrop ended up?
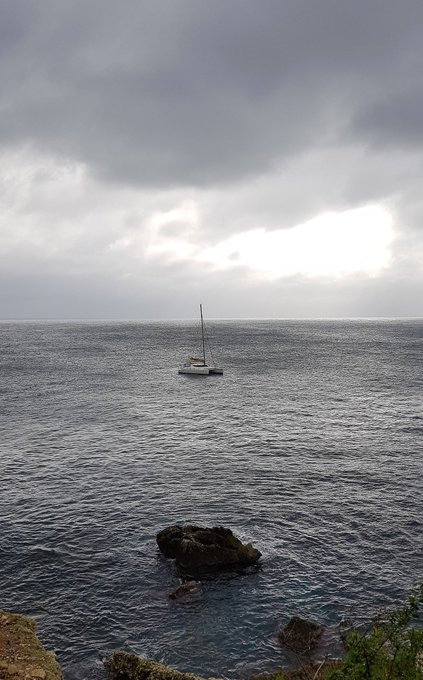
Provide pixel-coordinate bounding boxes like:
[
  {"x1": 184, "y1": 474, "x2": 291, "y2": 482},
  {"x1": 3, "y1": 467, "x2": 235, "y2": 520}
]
[
  {"x1": 0, "y1": 611, "x2": 63, "y2": 680},
  {"x1": 156, "y1": 525, "x2": 261, "y2": 573},
  {"x1": 106, "y1": 652, "x2": 206, "y2": 680},
  {"x1": 278, "y1": 617, "x2": 323, "y2": 655}
]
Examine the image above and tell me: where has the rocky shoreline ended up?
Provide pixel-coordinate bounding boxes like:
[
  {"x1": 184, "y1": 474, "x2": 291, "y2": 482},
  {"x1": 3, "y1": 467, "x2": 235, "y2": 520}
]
[
  {"x1": 0, "y1": 617, "x2": 338, "y2": 680},
  {"x1": 106, "y1": 651, "x2": 340, "y2": 680},
  {"x1": 2, "y1": 526, "x2": 421, "y2": 680},
  {"x1": 0, "y1": 524, "x2": 332, "y2": 680}
]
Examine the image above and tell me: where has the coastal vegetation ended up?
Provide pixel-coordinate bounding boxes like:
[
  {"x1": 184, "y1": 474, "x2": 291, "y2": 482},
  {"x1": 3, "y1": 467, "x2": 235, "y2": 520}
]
[{"x1": 328, "y1": 584, "x2": 423, "y2": 680}]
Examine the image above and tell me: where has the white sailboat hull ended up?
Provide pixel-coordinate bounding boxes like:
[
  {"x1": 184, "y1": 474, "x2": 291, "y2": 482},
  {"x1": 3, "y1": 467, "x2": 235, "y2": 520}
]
[
  {"x1": 178, "y1": 365, "x2": 210, "y2": 375},
  {"x1": 178, "y1": 365, "x2": 223, "y2": 375}
]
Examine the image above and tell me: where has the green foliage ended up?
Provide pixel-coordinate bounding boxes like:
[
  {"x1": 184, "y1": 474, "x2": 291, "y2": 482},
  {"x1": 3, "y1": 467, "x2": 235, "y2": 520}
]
[{"x1": 328, "y1": 585, "x2": 423, "y2": 680}]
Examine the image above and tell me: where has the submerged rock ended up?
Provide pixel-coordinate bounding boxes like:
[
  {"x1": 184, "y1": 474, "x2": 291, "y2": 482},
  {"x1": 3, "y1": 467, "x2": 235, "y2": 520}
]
[
  {"x1": 169, "y1": 580, "x2": 202, "y2": 601},
  {"x1": 156, "y1": 525, "x2": 261, "y2": 573},
  {"x1": 0, "y1": 611, "x2": 63, "y2": 680},
  {"x1": 278, "y1": 617, "x2": 323, "y2": 655},
  {"x1": 106, "y1": 652, "x2": 206, "y2": 680}
]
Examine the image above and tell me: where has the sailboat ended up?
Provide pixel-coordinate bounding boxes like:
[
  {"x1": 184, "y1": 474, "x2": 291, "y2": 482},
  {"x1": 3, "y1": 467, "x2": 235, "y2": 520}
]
[{"x1": 178, "y1": 304, "x2": 223, "y2": 375}]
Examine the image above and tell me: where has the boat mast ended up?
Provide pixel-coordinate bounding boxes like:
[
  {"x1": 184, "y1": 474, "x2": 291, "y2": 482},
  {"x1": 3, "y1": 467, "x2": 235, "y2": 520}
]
[{"x1": 200, "y1": 303, "x2": 206, "y2": 366}]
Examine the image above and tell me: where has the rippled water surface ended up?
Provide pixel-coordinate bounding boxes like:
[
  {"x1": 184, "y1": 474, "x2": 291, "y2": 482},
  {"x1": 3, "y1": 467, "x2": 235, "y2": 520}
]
[{"x1": 1, "y1": 319, "x2": 422, "y2": 679}]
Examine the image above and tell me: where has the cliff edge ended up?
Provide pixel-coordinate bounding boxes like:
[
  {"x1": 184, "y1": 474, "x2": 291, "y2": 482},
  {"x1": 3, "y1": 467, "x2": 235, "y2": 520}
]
[{"x1": 0, "y1": 611, "x2": 63, "y2": 680}]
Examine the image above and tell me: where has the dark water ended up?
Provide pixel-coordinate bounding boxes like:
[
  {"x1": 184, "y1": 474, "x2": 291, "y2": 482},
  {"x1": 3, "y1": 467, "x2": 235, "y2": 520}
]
[{"x1": 0, "y1": 319, "x2": 422, "y2": 679}]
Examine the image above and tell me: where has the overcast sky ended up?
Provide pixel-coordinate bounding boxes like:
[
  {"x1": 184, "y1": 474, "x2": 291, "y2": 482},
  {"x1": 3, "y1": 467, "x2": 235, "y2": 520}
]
[{"x1": 1, "y1": 0, "x2": 423, "y2": 319}]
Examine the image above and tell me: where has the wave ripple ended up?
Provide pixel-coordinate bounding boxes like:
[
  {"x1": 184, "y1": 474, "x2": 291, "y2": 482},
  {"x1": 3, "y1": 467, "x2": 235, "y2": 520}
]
[{"x1": 1, "y1": 320, "x2": 422, "y2": 679}]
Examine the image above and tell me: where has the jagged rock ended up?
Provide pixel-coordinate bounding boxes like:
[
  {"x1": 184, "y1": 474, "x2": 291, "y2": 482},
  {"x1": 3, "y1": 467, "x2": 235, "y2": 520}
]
[
  {"x1": 156, "y1": 525, "x2": 261, "y2": 573},
  {"x1": 106, "y1": 652, "x2": 207, "y2": 680},
  {"x1": 278, "y1": 617, "x2": 323, "y2": 655},
  {"x1": 0, "y1": 611, "x2": 63, "y2": 680},
  {"x1": 169, "y1": 580, "x2": 202, "y2": 601}
]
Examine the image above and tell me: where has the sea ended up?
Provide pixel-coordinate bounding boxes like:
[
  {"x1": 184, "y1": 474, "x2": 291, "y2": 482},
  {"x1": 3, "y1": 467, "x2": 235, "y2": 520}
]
[{"x1": 0, "y1": 319, "x2": 422, "y2": 679}]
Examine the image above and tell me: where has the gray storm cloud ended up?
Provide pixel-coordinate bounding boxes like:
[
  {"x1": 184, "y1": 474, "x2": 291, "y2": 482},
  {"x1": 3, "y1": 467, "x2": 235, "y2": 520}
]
[
  {"x1": 2, "y1": 0, "x2": 422, "y2": 187},
  {"x1": 1, "y1": 0, "x2": 423, "y2": 317}
]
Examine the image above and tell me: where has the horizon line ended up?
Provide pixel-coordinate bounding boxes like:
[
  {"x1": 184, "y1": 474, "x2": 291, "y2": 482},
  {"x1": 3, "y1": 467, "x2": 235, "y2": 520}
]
[{"x1": 1, "y1": 316, "x2": 422, "y2": 323}]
